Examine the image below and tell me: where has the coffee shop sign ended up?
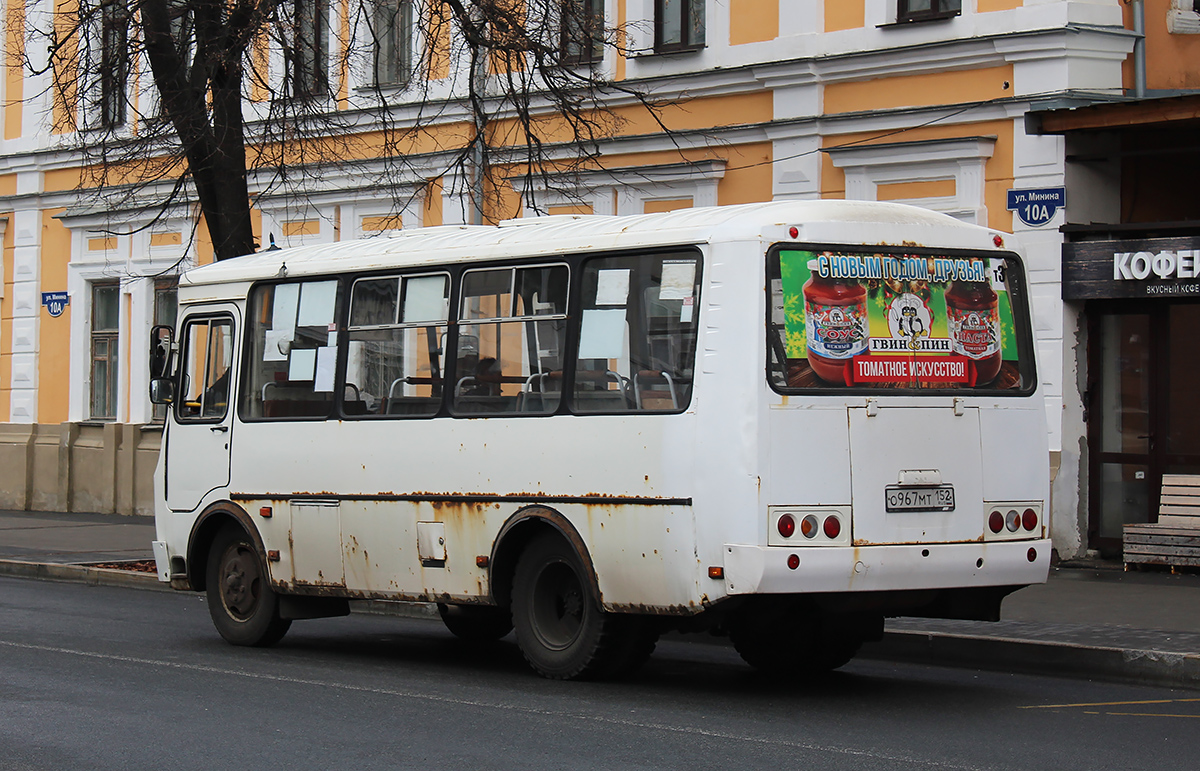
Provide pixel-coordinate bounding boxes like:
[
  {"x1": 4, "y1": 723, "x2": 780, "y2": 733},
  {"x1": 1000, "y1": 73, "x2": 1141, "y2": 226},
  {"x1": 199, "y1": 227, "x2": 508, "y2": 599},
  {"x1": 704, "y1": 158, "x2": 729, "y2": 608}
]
[{"x1": 1114, "y1": 250, "x2": 1200, "y2": 281}]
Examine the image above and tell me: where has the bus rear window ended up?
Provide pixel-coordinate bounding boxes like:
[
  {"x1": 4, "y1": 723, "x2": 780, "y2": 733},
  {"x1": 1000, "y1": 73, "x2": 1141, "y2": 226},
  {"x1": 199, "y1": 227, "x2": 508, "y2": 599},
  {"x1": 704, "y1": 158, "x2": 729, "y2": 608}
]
[{"x1": 768, "y1": 247, "x2": 1035, "y2": 393}]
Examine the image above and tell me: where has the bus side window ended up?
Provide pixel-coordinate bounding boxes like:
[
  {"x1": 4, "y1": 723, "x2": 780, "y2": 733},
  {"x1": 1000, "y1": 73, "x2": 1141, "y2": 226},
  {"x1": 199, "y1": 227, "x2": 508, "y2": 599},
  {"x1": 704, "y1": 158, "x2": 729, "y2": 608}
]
[
  {"x1": 177, "y1": 317, "x2": 233, "y2": 421},
  {"x1": 344, "y1": 273, "x2": 448, "y2": 417},
  {"x1": 453, "y1": 265, "x2": 569, "y2": 416},
  {"x1": 240, "y1": 280, "x2": 341, "y2": 420},
  {"x1": 573, "y1": 253, "x2": 700, "y2": 414}
]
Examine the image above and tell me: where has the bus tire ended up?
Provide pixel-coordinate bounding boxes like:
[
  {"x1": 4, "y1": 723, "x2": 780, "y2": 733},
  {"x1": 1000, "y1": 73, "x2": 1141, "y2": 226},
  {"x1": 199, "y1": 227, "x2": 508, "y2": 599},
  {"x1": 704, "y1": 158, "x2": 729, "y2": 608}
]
[
  {"x1": 597, "y1": 616, "x2": 659, "y2": 679},
  {"x1": 511, "y1": 533, "x2": 627, "y2": 680},
  {"x1": 730, "y1": 613, "x2": 862, "y2": 676},
  {"x1": 206, "y1": 525, "x2": 291, "y2": 647},
  {"x1": 437, "y1": 603, "x2": 513, "y2": 643}
]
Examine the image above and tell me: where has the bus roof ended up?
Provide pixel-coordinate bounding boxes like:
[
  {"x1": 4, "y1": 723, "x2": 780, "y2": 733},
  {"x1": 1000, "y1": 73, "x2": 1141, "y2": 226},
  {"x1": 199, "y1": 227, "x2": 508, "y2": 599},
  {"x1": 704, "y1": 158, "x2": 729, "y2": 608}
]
[{"x1": 180, "y1": 200, "x2": 1007, "y2": 289}]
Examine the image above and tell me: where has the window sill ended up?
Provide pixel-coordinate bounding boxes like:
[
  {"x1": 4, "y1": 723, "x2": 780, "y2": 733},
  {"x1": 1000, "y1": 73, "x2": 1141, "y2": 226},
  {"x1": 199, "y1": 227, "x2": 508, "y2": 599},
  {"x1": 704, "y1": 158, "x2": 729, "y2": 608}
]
[
  {"x1": 353, "y1": 80, "x2": 413, "y2": 95},
  {"x1": 636, "y1": 45, "x2": 706, "y2": 58},
  {"x1": 878, "y1": 12, "x2": 961, "y2": 29}
]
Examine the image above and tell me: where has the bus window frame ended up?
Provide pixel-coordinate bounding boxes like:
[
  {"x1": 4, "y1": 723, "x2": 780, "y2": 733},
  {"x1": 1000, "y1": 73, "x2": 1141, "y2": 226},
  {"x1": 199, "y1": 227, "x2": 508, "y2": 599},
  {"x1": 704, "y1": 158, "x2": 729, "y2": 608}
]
[
  {"x1": 564, "y1": 247, "x2": 704, "y2": 417},
  {"x1": 765, "y1": 242, "x2": 1039, "y2": 398},
  {"x1": 234, "y1": 247, "x2": 709, "y2": 423},
  {"x1": 341, "y1": 269, "x2": 452, "y2": 420},
  {"x1": 175, "y1": 312, "x2": 236, "y2": 425},
  {"x1": 238, "y1": 277, "x2": 346, "y2": 423},
  {"x1": 451, "y1": 262, "x2": 572, "y2": 417}
]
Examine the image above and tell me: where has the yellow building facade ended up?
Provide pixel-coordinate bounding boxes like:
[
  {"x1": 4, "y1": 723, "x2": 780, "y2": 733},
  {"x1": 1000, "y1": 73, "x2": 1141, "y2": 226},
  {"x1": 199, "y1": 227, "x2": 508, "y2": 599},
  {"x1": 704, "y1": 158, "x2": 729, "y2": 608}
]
[{"x1": 0, "y1": 1, "x2": 1194, "y2": 559}]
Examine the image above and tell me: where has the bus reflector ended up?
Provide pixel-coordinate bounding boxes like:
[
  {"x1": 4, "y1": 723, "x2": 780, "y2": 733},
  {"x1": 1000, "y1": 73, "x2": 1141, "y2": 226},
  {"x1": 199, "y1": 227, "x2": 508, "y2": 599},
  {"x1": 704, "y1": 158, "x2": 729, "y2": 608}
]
[
  {"x1": 259, "y1": 506, "x2": 272, "y2": 518},
  {"x1": 778, "y1": 513, "x2": 796, "y2": 538},
  {"x1": 787, "y1": 554, "x2": 800, "y2": 570},
  {"x1": 823, "y1": 516, "x2": 841, "y2": 539},
  {"x1": 1027, "y1": 548, "x2": 1037, "y2": 562},
  {"x1": 708, "y1": 566, "x2": 724, "y2": 579}
]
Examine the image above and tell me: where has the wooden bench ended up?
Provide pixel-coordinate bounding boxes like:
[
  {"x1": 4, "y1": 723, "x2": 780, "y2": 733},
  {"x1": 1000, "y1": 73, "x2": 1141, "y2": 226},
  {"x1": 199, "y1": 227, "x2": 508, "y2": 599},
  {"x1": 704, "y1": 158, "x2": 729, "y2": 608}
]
[{"x1": 1124, "y1": 474, "x2": 1200, "y2": 569}]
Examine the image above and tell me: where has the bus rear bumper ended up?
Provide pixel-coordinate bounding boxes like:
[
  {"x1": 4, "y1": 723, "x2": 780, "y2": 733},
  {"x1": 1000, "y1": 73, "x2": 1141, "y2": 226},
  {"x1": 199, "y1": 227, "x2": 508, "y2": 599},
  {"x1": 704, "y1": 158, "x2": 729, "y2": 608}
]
[{"x1": 722, "y1": 539, "x2": 1051, "y2": 596}]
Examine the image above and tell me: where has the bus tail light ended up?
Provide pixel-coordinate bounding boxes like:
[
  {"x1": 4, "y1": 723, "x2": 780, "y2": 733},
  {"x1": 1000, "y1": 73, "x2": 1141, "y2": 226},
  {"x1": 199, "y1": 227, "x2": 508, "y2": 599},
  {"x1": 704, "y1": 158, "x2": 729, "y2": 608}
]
[
  {"x1": 768, "y1": 506, "x2": 851, "y2": 547},
  {"x1": 984, "y1": 502, "x2": 1043, "y2": 541}
]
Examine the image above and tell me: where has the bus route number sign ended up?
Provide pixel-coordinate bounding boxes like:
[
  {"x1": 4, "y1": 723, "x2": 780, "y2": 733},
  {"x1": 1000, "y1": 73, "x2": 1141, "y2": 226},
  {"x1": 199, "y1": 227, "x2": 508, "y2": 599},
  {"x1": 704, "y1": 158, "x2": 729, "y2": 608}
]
[{"x1": 885, "y1": 485, "x2": 956, "y2": 513}]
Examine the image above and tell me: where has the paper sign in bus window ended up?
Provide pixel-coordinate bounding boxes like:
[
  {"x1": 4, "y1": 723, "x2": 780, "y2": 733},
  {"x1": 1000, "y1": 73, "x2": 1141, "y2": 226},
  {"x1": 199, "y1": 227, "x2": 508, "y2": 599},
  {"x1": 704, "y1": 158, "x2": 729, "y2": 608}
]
[
  {"x1": 298, "y1": 281, "x2": 338, "y2": 327},
  {"x1": 314, "y1": 347, "x2": 337, "y2": 392},
  {"x1": 595, "y1": 269, "x2": 630, "y2": 306},
  {"x1": 660, "y1": 261, "x2": 696, "y2": 301},
  {"x1": 403, "y1": 276, "x2": 449, "y2": 323},
  {"x1": 288, "y1": 348, "x2": 316, "y2": 381},
  {"x1": 264, "y1": 329, "x2": 291, "y2": 361},
  {"x1": 272, "y1": 283, "x2": 300, "y2": 336},
  {"x1": 578, "y1": 309, "x2": 627, "y2": 359}
]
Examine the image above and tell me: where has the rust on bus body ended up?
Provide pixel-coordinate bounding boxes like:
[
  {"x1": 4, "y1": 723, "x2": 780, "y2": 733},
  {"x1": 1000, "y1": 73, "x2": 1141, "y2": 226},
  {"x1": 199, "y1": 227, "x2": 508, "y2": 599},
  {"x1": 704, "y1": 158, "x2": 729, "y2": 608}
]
[{"x1": 248, "y1": 490, "x2": 698, "y2": 614}]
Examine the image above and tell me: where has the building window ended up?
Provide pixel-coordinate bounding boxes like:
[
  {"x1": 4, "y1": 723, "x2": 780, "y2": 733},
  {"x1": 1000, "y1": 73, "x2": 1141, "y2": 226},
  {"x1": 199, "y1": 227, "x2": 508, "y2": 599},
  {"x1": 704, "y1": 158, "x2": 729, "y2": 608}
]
[
  {"x1": 152, "y1": 279, "x2": 179, "y2": 421},
  {"x1": 654, "y1": 0, "x2": 704, "y2": 53},
  {"x1": 292, "y1": 0, "x2": 330, "y2": 97},
  {"x1": 562, "y1": 0, "x2": 604, "y2": 65},
  {"x1": 91, "y1": 282, "x2": 121, "y2": 420},
  {"x1": 99, "y1": 0, "x2": 129, "y2": 127},
  {"x1": 897, "y1": 0, "x2": 961, "y2": 23},
  {"x1": 371, "y1": 0, "x2": 413, "y2": 85}
]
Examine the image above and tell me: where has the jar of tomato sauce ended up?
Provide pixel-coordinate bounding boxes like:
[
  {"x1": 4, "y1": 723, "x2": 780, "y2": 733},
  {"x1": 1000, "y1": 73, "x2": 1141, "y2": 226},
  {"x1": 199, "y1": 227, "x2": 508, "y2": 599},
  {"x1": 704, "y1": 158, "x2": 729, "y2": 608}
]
[
  {"x1": 804, "y1": 259, "x2": 868, "y2": 385},
  {"x1": 945, "y1": 268, "x2": 1001, "y2": 385}
]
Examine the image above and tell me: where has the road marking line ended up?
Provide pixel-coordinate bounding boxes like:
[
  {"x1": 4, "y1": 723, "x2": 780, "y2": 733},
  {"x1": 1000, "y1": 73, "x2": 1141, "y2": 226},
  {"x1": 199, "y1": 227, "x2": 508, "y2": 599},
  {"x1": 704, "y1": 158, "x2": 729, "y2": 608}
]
[
  {"x1": 1020, "y1": 699, "x2": 1200, "y2": 710},
  {"x1": 0, "y1": 638, "x2": 993, "y2": 770},
  {"x1": 1106, "y1": 712, "x2": 1200, "y2": 719}
]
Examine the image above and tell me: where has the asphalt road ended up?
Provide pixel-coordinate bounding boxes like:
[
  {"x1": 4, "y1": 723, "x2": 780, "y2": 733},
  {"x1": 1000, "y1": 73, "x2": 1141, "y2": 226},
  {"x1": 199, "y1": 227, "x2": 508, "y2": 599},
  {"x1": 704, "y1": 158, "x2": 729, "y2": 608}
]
[{"x1": 2, "y1": 576, "x2": 1198, "y2": 771}]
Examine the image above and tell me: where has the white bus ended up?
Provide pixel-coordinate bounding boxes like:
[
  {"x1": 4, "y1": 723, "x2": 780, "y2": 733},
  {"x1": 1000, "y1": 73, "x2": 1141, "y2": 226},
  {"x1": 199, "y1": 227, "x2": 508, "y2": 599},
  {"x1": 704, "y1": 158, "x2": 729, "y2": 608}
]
[{"x1": 149, "y1": 200, "x2": 1049, "y2": 680}]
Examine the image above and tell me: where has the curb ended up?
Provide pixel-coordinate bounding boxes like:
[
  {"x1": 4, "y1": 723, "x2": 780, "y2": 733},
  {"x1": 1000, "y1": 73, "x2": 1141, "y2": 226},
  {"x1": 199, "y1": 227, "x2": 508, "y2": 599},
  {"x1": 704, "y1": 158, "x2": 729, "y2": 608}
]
[
  {"x1": 0, "y1": 559, "x2": 172, "y2": 592},
  {"x1": 5, "y1": 559, "x2": 1199, "y2": 689},
  {"x1": 861, "y1": 630, "x2": 1200, "y2": 689}
]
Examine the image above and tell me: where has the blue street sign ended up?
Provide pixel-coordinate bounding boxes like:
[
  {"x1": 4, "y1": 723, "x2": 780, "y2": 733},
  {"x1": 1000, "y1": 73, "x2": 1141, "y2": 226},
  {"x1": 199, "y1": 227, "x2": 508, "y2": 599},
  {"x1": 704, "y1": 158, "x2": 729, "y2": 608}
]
[
  {"x1": 41, "y1": 291, "x2": 69, "y2": 317},
  {"x1": 1007, "y1": 187, "x2": 1066, "y2": 227}
]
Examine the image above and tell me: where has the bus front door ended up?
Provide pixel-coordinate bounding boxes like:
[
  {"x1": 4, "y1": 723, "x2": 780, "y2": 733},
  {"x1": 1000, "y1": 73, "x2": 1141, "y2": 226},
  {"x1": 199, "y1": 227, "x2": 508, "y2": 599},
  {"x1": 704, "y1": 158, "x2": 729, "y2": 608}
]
[{"x1": 166, "y1": 309, "x2": 238, "y2": 512}]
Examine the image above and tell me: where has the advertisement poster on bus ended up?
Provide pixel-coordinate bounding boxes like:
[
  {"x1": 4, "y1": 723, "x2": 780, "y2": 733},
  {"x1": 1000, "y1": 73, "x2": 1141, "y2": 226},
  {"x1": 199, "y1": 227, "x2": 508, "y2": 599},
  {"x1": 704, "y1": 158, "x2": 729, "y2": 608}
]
[{"x1": 776, "y1": 250, "x2": 1021, "y2": 390}]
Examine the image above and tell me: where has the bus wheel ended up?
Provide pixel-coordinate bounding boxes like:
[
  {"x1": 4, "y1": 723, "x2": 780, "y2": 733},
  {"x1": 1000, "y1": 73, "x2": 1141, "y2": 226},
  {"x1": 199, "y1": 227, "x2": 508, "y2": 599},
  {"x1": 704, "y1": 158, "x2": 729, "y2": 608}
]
[
  {"x1": 512, "y1": 533, "x2": 626, "y2": 680},
  {"x1": 437, "y1": 603, "x2": 513, "y2": 643},
  {"x1": 206, "y1": 526, "x2": 291, "y2": 647},
  {"x1": 730, "y1": 612, "x2": 865, "y2": 676}
]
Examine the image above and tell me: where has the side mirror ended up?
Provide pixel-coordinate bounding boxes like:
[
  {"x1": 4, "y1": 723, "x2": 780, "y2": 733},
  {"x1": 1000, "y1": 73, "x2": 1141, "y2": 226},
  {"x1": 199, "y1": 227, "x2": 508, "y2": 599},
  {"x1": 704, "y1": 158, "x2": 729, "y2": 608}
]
[
  {"x1": 149, "y1": 377, "x2": 175, "y2": 405},
  {"x1": 150, "y1": 325, "x2": 174, "y2": 380}
]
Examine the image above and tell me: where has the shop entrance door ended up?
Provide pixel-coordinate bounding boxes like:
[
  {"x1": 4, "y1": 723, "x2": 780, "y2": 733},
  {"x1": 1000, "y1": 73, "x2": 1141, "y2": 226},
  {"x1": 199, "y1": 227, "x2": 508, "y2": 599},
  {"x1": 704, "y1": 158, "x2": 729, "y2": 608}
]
[{"x1": 1088, "y1": 302, "x2": 1200, "y2": 554}]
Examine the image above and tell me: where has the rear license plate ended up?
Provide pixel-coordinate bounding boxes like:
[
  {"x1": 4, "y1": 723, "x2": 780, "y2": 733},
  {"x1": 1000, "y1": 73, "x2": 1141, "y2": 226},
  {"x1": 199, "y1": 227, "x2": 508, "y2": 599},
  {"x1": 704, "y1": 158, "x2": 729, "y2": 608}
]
[{"x1": 885, "y1": 485, "x2": 956, "y2": 513}]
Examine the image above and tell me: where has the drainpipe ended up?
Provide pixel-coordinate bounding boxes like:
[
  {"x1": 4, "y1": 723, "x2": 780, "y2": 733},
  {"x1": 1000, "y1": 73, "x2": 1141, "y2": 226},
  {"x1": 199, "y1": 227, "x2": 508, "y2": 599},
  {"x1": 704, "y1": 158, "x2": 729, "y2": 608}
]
[{"x1": 1133, "y1": 0, "x2": 1146, "y2": 98}]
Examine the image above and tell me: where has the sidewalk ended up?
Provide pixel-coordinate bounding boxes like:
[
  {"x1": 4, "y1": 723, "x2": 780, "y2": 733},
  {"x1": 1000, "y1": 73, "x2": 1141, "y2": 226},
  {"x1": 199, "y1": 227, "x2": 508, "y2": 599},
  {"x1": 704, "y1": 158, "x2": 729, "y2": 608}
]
[{"x1": 3, "y1": 508, "x2": 1199, "y2": 687}]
